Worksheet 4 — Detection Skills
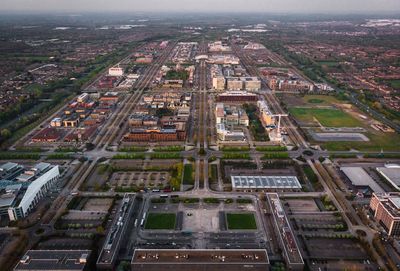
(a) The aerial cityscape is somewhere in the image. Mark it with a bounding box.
[0,1,400,270]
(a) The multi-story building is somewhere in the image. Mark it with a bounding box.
[215,103,249,126]
[226,77,244,90]
[370,193,400,237]
[0,162,60,221]
[257,100,275,126]
[243,77,262,91]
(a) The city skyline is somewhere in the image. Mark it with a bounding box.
[1,0,400,13]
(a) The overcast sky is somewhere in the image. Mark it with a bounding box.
[1,0,400,13]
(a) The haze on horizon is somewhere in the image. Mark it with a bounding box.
[1,0,400,14]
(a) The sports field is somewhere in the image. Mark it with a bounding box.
[226,213,257,230]
[145,213,176,230]
[289,107,362,127]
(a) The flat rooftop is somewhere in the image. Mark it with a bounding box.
[377,167,400,189]
[14,250,90,271]
[132,249,269,271]
[341,167,384,193]
[231,175,301,189]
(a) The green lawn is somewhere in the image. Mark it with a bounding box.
[289,107,362,127]
[183,164,194,185]
[322,132,400,152]
[317,61,339,67]
[386,79,400,89]
[144,213,176,230]
[226,213,257,230]
[301,95,343,106]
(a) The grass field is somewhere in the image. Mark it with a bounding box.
[289,107,362,127]
[386,79,400,89]
[322,132,400,151]
[226,213,257,230]
[317,61,339,67]
[145,213,176,230]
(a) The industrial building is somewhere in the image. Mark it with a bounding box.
[131,249,269,271]
[0,162,60,221]
[231,176,302,192]
[370,193,400,237]
[340,167,385,194]
[14,250,90,271]
[376,164,400,191]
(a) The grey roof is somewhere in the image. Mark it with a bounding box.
[341,167,384,193]
[0,162,19,172]
[377,167,400,189]
[231,176,301,189]
[33,162,51,173]
[14,250,91,271]
[0,193,16,208]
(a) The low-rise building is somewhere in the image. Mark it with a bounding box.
[31,127,61,143]
[14,250,90,271]
[131,249,269,271]
[108,67,124,76]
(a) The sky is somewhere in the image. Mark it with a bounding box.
[1,0,400,14]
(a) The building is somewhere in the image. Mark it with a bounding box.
[163,80,183,89]
[216,123,245,141]
[77,93,89,103]
[226,77,243,90]
[243,77,262,91]
[215,103,249,126]
[31,127,61,143]
[266,193,304,271]
[370,193,400,237]
[232,176,302,192]
[207,55,240,65]
[341,167,385,194]
[208,41,231,52]
[128,114,159,128]
[123,128,186,142]
[14,250,90,271]
[376,164,400,191]
[212,76,226,90]
[131,249,269,271]
[257,100,275,126]
[0,163,60,221]
[108,67,124,76]
[50,117,62,127]
[217,91,258,103]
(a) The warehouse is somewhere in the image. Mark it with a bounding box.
[231,175,301,192]
[340,167,384,195]
[376,164,400,191]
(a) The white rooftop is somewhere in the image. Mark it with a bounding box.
[231,176,301,189]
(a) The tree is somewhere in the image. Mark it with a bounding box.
[1,129,11,139]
